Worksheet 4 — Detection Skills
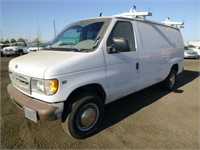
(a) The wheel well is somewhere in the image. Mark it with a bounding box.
[18,49,23,52]
[67,84,106,104]
[171,64,178,73]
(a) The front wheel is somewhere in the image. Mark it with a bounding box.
[18,50,24,56]
[161,69,177,91]
[62,93,104,139]
[1,52,4,57]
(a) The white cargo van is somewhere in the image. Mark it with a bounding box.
[7,8,184,139]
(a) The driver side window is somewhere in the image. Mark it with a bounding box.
[107,21,136,52]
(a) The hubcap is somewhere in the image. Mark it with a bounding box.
[169,73,175,88]
[77,103,99,131]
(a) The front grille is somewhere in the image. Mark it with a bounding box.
[187,52,197,55]
[9,71,31,94]
[5,49,13,51]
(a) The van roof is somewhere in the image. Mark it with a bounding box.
[80,5,183,30]
[79,16,181,30]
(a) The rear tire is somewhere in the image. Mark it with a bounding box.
[61,93,104,139]
[161,69,177,91]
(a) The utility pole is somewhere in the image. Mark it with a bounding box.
[37,14,39,41]
[36,14,40,50]
[53,19,56,38]
[0,30,3,42]
[1,33,3,42]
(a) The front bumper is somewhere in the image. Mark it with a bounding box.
[3,51,17,55]
[7,83,64,122]
[184,55,199,59]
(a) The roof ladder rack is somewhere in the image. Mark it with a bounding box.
[162,17,184,29]
[114,5,152,20]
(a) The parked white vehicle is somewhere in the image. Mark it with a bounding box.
[184,46,199,58]
[7,7,184,139]
[2,42,28,56]
[190,46,200,56]
[27,43,47,52]
[0,43,10,56]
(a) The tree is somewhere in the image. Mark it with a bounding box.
[17,38,25,42]
[4,39,10,44]
[11,38,16,43]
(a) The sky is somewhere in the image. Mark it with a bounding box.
[0,0,199,43]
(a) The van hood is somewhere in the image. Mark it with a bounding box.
[9,50,103,78]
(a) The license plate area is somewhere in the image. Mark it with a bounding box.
[24,106,38,122]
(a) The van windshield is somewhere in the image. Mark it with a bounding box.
[50,18,111,52]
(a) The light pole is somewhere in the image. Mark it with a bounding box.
[53,19,56,38]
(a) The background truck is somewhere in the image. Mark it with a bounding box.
[2,42,28,56]
[7,7,184,139]
[0,43,10,56]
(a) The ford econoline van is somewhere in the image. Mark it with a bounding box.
[7,8,184,139]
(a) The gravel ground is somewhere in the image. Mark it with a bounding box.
[1,56,199,149]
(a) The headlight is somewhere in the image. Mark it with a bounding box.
[31,78,59,95]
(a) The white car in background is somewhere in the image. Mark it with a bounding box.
[0,44,10,56]
[2,42,28,56]
[27,43,47,52]
[184,46,199,59]
[190,46,200,56]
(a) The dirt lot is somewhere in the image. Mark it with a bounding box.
[1,56,199,149]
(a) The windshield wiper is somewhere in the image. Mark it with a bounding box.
[49,47,83,52]
[71,48,82,52]
[59,42,74,46]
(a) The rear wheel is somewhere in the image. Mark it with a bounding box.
[161,69,177,91]
[62,93,104,139]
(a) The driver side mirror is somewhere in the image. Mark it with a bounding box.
[107,37,130,53]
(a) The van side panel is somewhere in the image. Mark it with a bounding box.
[136,21,183,91]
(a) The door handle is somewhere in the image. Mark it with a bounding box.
[136,62,139,70]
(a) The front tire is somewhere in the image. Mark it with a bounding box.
[1,52,4,57]
[18,50,24,56]
[62,93,104,139]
